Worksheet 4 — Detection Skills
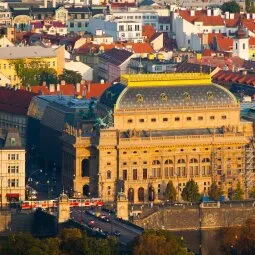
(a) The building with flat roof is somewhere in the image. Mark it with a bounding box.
[0,45,65,85]
[61,73,254,202]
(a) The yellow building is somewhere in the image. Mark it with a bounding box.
[61,73,254,203]
[0,46,65,85]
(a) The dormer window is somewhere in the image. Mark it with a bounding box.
[10,138,16,146]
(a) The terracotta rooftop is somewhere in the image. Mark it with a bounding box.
[142,25,156,40]
[213,70,255,87]
[75,42,154,55]
[29,82,111,99]
[0,87,37,116]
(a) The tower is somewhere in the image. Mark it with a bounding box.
[233,24,249,60]
[116,192,129,220]
[58,192,70,223]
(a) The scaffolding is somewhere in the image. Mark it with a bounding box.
[245,138,255,198]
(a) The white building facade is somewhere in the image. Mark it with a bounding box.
[0,129,25,206]
[87,16,143,43]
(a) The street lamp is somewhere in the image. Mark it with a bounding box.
[27,169,42,210]
[47,180,50,211]
[0,176,4,210]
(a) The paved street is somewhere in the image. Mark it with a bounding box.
[70,207,141,244]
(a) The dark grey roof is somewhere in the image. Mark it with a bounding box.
[120,127,224,138]
[31,7,55,13]
[0,128,23,149]
[99,48,133,66]
[116,84,237,110]
[99,83,126,108]
[68,7,91,13]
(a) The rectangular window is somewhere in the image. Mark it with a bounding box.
[119,25,124,31]
[198,116,203,120]
[175,117,180,121]
[186,117,192,121]
[77,22,82,28]
[133,169,138,180]
[222,115,226,119]
[11,154,15,160]
[135,25,140,31]
[143,169,147,180]
[123,170,127,180]
[128,25,133,31]
[210,116,215,120]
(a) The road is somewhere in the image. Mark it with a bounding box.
[70,207,141,244]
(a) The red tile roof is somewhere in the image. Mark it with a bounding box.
[213,70,255,87]
[111,2,136,8]
[0,87,37,116]
[75,42,154,55]
[249,37,255,46]
[142,25,156,40]
[242,20,255,33]
[29,83,111,99]
[216,36,233,51]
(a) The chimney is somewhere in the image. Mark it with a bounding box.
[61,80,65,85]
[76,83,81,93]
[225,12,230,19]
[44,0,47,8]
[100,79,104,84]
[246,13,250,19]
[81,80,85,85]
[190,10,195,17]
[229,13,234,19]
[252,13,255,19]
[42,81,47,86]
[213,9,218,16]
[207,9,211,17]
[87,83,90,93]
[56,83,60,92]
[17,84,21,90]
[49,84,55,93]
[52,0,56,8]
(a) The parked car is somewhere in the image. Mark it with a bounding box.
[114,230,121,236]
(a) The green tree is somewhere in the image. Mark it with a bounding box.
[208,182,224,201]
[39,69,58,85]
[218,218,255,255]
[164,180,177,202]
[12,59,57,86]
[232,181,244,200]
[221,1,241,13]
[0,233,59,255]
[245,0,255,12]
[133,230,193,255]
[58,69,82,84]
[249,186,255,198]
[181,179,200,202]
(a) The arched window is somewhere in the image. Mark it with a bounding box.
[83,185,89,196]
[138,187,145,202]
[164,159,174,178]
[152,160,160,165]
[107,170,111,179]
[148,185,155,202]
[81,159,89,177]
[128,188,134,203]
[152,160,161,178]
[189,158,198,163]
[177,159,185,164]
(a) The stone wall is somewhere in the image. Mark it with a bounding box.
[134,206,255,230]
[0,211,33,235]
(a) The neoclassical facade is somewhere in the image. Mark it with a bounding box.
[61,73,254,203]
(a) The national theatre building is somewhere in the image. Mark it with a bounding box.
[61,73,254,203]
